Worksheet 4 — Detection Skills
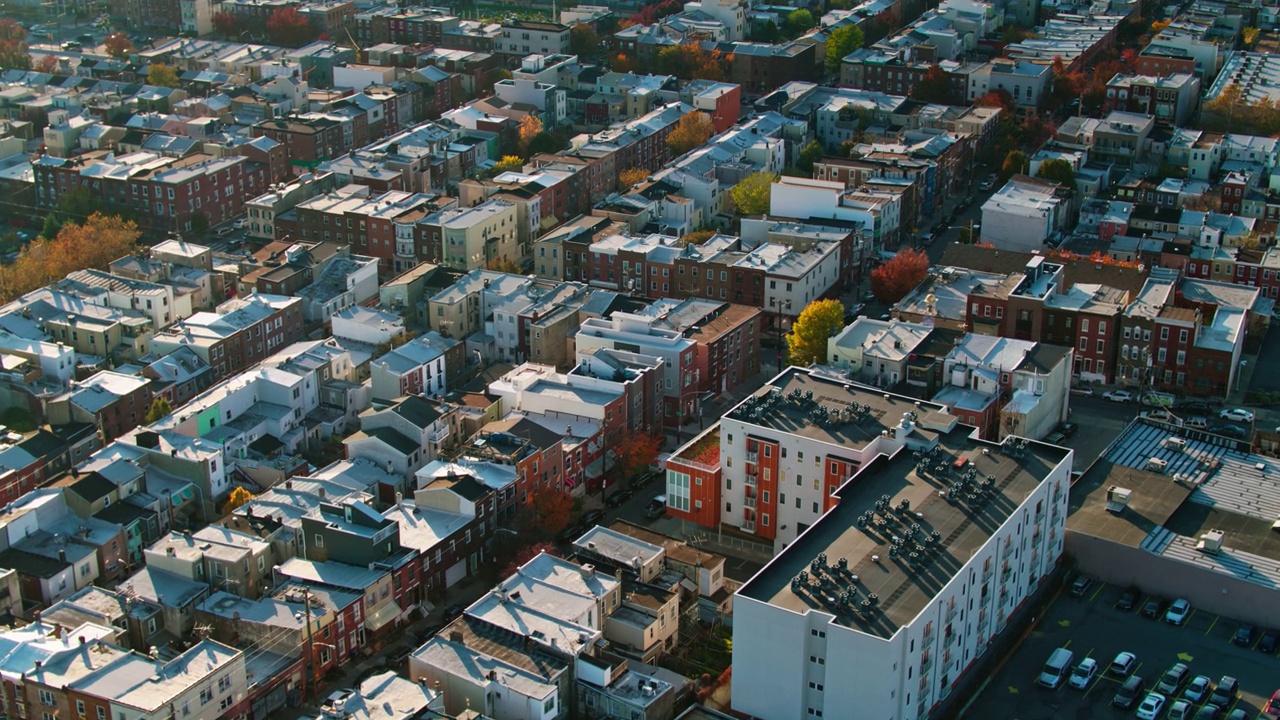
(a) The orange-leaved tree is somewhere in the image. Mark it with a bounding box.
[666,110,713,156]
[526,489,575,536]
[0,213,141,303]
[870,248,930,303]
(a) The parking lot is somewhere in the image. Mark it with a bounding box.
[961,579,1280,719]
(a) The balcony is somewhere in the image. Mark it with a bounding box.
[746,451,758,463]
[744,495,757,509]
[945,605,957,623]
[744,472,757,486]
[920,655,932,673]
[982,566,993,583]
[742,522,756,533]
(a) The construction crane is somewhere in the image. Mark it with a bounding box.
[345,27,363,64]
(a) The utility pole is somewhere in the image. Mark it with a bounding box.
[302,589,315,705]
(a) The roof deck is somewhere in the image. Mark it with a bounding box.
[741,429,1067,638]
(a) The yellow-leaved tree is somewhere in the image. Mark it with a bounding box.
[729,170,778,216]
[222,486,253,515]
[786,299,845,367]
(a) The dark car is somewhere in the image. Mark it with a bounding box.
[441,604,465,623]
[1116,586,1140,612]
[580,509,605,527]
[1178,400,1214,413]
[1209,676,1239,708]
[604,487,632,507]
[557,524,583,543]
[1046,431,1067,445]
[1070,575,1093,597]
[1112,675,1146,709]
[1260,630,1280,654]
[629,472,659,490]
[1233,624,1257,647]
[76,33,94,44]
[1058,422,1078,438]
[1195,706,1222,720]
[1211,424,1248,439]
[1141,598,1166,619]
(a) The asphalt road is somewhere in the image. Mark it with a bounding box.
[961,580,1280,720]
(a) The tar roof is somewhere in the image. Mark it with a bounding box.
[740,427,1068,637]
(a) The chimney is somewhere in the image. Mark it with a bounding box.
[79,636,86,645]
[58,549,67,563]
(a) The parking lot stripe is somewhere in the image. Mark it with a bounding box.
[1204,615,1219,635]
[1088,583,1104,603]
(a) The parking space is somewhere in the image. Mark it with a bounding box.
[961,579,1280,719]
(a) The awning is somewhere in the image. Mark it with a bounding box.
[365,600,403,632]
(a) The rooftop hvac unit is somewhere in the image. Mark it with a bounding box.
[1104,486,1132,514]
[1196,529,1224,554]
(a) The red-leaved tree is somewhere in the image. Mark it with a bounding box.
[613,432,662,480]
[266,7,316,48]
[526,489,575,536]
[212,11,243,38]
[0,19,31,71]
[871,248,930,303]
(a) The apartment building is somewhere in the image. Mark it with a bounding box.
[979,176,1067,251]
[932,334,1073,440]
[497,20,571,56]
[68,639,246,720]
[149,294,304,383]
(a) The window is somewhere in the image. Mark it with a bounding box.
[76,702,85,718]
[314,534,324,547]
[200,688,213,705]
[37,692,53,707]
[1161,327,1169,340]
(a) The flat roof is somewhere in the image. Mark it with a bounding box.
[740,414,1069,637]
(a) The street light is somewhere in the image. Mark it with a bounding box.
[769,297,792,370]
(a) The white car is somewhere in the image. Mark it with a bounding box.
[232,218,248,230]
[1183,675,1212,704]
[1070,386,1094,396]
[1068,657,1097,689]
[1109,651,1137,676]
[1103,390,1133,402]
[1165,598,1191,625]
[1136,692,1166,720]
[1219,407,1255,423]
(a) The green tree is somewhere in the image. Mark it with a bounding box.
[41,214,61,240]
[666,110,714,156]
[189,212,209,236]
[751,20,780,43]
[526,131,561,156]
[786,298,845,366]
[144,396,172,424]
[569,23,598,59]
[825,24,864,73]
[730,170,777,216]
[1036,158,1076,189]
[786,9,815,35]
[796,139,824,174]
[1000,149,1027,180]
[147,63,181,88]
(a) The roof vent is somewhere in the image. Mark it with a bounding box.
[1196,529,1224,555]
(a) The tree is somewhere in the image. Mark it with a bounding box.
[33,55,58,73]
[613,432,662,480]
[0,213,142,303]
[266,6,316,48]
[1036,158,1076,189]
[222,486,253,515]
[796,139,824,174]
[569,24,598,59]
[212,11,242,38]
[1000,149,1027,180]
[40,213,61,240]
[147,63,181,88]
[730,171,777,216]
[655,42,729,81]
[518,114,543,155]
[974,89,1015,114]
[618,166,650,189]
[0,19,31,71]
[190,212,209,236]
[103,32,134,58]
[487,257,521,273]
[681,230,716,245]
[825,24,864,73]
[527,490,574,536]
[870,248,929,303]
[144,396,172,424]
[611,52,644,73]
[786,9,815,36]
[911,65,953,104]
[666,110,713,156]
[957,226,973,244]
[493,155,524,174]
[750,20,780,43]
[785,299,844,367]
[526,131,561,156]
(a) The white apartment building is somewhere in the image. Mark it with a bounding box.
[770,177,894,252]
[725,369,1072,720]
[979,176,1065,251]
[494,78,567,127]
[827,318,933,384]
[967,60,1051,110]
[71,640,246,720]
[574,313,696,399]
[737,239,842,316]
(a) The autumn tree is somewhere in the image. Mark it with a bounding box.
[974,89,1014,114]
[1000,149,1027,180]
[144,396,171,424]
[666,110,713,156]
[212,11,243,38]
[1201,83,1280,136]
[730,170,777,216]
[104,32,134,58]
[655,42,729,81]
[526,489,575,536]
[825,24,864,73]
[871,248,929,304]
[492,155,524,174]
[0,213,142,303]
[911,65,954,104]
[147,63,181,88]
[518,114,543,155]
[786,298,845,366]
[266,6,316,48]
[613,432,662,480]
[611,52,644,73]
[0,19,31,72]
[1036,158,1076,190]
[786,9,815,36]
[487,257,521,274]
[569,24,598,59]
[618,166,650,189]
[33,55,58,73]
[222,486,253,514]
[1046,57,1084,113]
[681,230,716,245]
[796,139,824,174]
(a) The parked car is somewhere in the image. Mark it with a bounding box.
[76,33,94,44]
[1184,675,1212,703]
[1109,651,1137,676]
[1103,390,1134,402]
[1136,692,1166,720]
[1233,623,1256,647]
[1046,431,1067,444]
[1068,657,1097,690]
[580,509,605,527]
[1113,675,1146,710]
[1184,416,1209,429]
[1260,630,1279,654]
[1115,586,1140,612]
[1208,676,1238,708]
[1140,391,1175,407]
[645,495,667,519]
[1157,663,1189,694]
[1168,700,1193,720]
[60,41,81,50]
[1165,598,1192,625]
[1141,597,1166,619]
[1220,408,1255,422]
[557,524,583,543]
[1195,706,1222,720]
[1070,575,1093,597]
[1178,400,1214,413]
[232,218,248,230]
[604,487,631,507]
[1057,422,1077,437]
[441,604,464,623]
[1265,690,1280,717]
[1141,409,1180,424]
[1210,424,1247,439]
[1070,386,1094,396]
